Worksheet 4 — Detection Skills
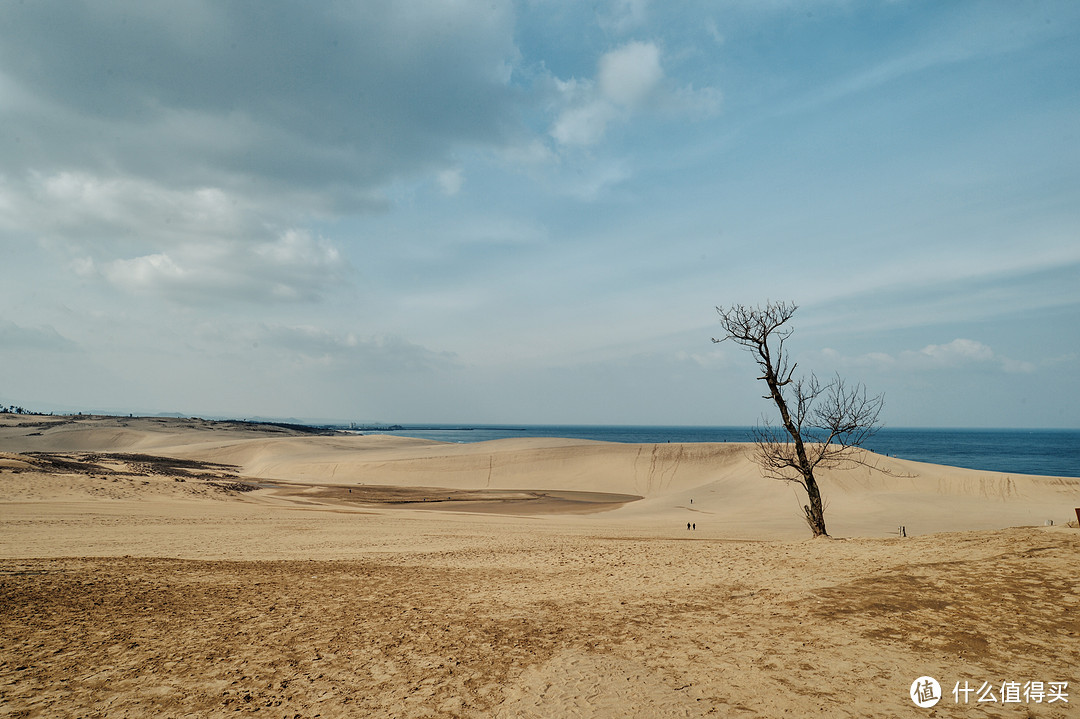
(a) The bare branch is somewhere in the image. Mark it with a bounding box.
[715,301,886,537]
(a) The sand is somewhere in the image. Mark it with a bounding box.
[1,414,1078,718]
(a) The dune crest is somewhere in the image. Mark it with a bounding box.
[1,414,1076,539]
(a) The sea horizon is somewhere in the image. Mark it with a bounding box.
[333,423,1080,479]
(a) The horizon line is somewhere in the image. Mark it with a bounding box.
[2,411,1077,433]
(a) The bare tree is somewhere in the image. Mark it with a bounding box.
[713,301,884,537]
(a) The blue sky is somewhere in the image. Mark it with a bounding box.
[1,0,1077,427]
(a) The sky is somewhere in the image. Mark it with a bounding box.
[1,0,1078,428]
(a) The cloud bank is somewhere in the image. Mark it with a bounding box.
[821,339,1036,374]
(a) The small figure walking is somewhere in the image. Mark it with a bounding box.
[692,523,696,531]
[687,522,691,530]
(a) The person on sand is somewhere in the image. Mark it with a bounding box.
[693,523,696,530]
[687,522,691,530]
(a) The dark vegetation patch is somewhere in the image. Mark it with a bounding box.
[10,452,261,494]
[90,453,239,474]
[210,481,260,493]
[214,420,339,436]
[20,452,240,478]
[6,413,342,437]
[14,419,76,430]
[21,453,113,475]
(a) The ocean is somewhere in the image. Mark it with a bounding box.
[346,425,1080,478]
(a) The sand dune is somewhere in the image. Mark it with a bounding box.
[2,414,1075,538]
[2,414,1078,718]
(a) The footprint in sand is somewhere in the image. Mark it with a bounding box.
[494,649,724,718]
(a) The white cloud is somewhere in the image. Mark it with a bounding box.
[83,230,349,304]
[550,101,619,146]
[901,338,1034,373]
[704,18,725,45]
[18,171,257,243]
[101,253,189,292]
[916,338,994,364]
[260,325,458,372]
[437,168,465,196]
[548,40,718,148]
[5,170,350,304]
[255,230,342,271]
[549,42,665,147]
[822,339,1036,374]
[598,41,663,107]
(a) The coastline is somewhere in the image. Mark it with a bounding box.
[339,424,1080,478]
[2,414,1077,547]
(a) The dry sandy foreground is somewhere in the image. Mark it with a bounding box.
[1,415,1078,718]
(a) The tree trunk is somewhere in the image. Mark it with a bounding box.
[760,352,829,537]
[802,472,828,537]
